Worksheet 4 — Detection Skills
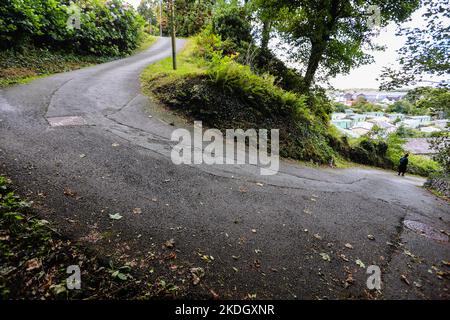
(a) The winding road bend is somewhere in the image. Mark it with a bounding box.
[0,37,448,299]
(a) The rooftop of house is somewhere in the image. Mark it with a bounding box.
[403,138,439,155]
[352,121,374,130]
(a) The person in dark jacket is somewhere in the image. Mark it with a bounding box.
[398,153,409,176]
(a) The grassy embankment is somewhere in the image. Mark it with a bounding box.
[141,33,441,176]
[0,34,157,87]
[141,33,336,165]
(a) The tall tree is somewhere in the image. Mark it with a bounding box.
[255,0,419,91]
[379,0,450,90]
[250,0,280,51]
[138,0,158,32]
[173,0,215,37]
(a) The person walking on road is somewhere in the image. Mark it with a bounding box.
[398,153,409,176]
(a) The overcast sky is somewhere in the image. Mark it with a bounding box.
[328,8,429,90]
[126,1,445,90]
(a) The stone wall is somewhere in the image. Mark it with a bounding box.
[425,175,450,198]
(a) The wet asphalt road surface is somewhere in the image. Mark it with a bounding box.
[1,37,449,299]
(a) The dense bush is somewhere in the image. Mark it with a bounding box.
[253,49,304,93]
[211,0,252,51]
[174,0,215,37]
[385,135,441,176]
[0,0,144,56]
[348,138,391,168]
[327,129,441,176]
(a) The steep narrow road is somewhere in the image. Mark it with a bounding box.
[0,37,448,299]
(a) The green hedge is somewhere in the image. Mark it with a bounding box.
[0,0,144,56]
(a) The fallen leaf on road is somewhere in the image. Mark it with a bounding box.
[356,259,365,268]
[163,239,175,249]
[239,186,248,193]
[165,252,177,260]
[320,253,331,262]
[132,208,142,214]
[79,154,86,158]
[255,182,264,187]
[404,250,416,258]
[344,243,353,249]
[190,267,205,285]
[314,233,322,240]
[198,253,213,263]
[232,267,239,272]
[345,274,354,288]
[210,289,219,299]
[109,213,123,220]
[436,271,448,278]
[232,255,240,260]
[340,254,349,262]
[400,274,410,285]
[63,188,78,198]
[251,229,257,233]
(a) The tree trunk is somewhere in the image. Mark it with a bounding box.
[303,42,325,90]
[302,0,339,90]
[261,20,271,51]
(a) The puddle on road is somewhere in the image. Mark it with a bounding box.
[403,220,449,242]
